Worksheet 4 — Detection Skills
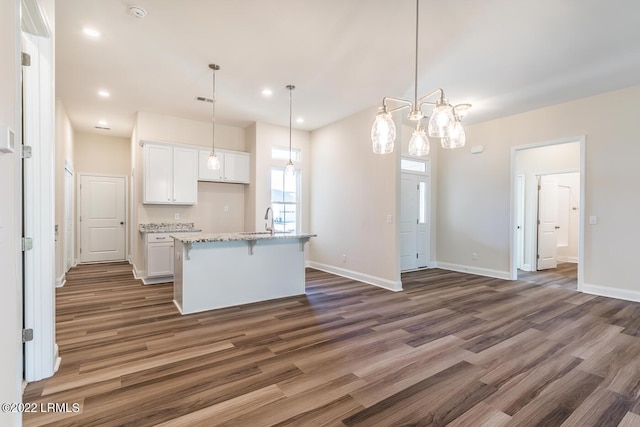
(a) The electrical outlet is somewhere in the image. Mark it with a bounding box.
[224,205,229,212]
[342,253,347,263]
[472,252,478,261]
[174,213,180,220]
[386,214,393,223]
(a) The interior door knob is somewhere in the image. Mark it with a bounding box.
[120,221,124,225]
[555,226,560,229]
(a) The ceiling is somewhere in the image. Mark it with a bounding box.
[55,0,640,138]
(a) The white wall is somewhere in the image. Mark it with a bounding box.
[309,107,401,290]
[0,0,23,424]
[437,85,640,297]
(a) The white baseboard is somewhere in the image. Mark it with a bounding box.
[582,282,640,303]
[53,344,61,373]
[557,256,578,263]
[142,276,173,285]
[521,263,533,272]
[132,263,144,280]
[55,273,66,288]
[306,261,402,291]
[434,262,511,281]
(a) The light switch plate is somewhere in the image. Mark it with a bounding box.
[589,215,597,225]
[0,125,15,153]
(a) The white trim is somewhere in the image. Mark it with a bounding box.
[557,256,579,263]
[521,263,533,272]
[435,261,511,281]
[132,263,145,280]
[141,276,173,285]
[582,283,640,303]
[55,274,65,288]
[306,261,403,292]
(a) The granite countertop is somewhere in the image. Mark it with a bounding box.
[139,222,202,233]
[171,231,317,243]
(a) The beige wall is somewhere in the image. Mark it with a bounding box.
[54,99,74,283]
[437,85,640,295]
[250,122,312,233]
[309,107,401,290]
[131,111,247,274]
[0,0,22,423]
[74,131,130,177]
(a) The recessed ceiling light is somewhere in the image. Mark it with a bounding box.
[82,27,101,38]
[261,88,273,97]
[98,90,110,98]
[98,120,108,126]
[296,118,304,124]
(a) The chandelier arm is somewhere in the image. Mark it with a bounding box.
[381,96,414,113]
[415,88,445,112]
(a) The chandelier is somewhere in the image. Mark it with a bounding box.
[371,0,471,156]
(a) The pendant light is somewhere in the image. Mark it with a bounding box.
[372,0,471,155]
[285,84,296,176]
[207,63,221,170]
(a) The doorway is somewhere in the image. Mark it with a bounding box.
[22,0,56,382]
[400,158,430,272]
[511,138,585,290]
[79,174,127,263]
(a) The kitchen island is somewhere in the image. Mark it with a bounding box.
[171,232,315,314]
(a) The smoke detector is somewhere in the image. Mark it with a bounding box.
[129,6,147,18]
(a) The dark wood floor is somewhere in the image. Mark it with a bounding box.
[23,262,640,426]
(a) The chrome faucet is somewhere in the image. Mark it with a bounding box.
[264,207,274,234]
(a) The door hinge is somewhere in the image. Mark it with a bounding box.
[537,254,540,259]
[416,253,419,259]
[21,237,33,251]
[21,52,31,67]
[22,145,32,159]
[79,247,82,254]
[79,216,82,222]
[538,185,541,190]
[22,329,33,343]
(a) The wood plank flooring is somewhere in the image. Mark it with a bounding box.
[22,262,640,426]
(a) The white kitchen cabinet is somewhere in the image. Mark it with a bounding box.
[145,233,174,278]
[198,149,250,184]
[144,143,198,204]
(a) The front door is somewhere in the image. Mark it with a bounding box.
[537,175,558,270]
[79,175,126,262]
[400,173,429,271]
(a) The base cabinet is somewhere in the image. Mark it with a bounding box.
[145,233,174,282]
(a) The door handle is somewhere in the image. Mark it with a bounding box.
[120,221,124,225]
[555,226,560,229]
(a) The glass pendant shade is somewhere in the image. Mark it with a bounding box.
[285,160,296,176]
[207,152,221,170]
[408,125,430,156]
[428,103,455,138]
[441,121,466,149]
[371,112,396,154]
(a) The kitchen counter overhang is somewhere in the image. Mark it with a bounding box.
[171,232,316,314]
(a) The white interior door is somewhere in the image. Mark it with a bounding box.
[400,173,429,271]
[80,175,126,262]
[516,174,525,269]
[537,176,559,270]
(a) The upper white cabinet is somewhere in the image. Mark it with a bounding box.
[198,149,250,184]
[144,143,198,204]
